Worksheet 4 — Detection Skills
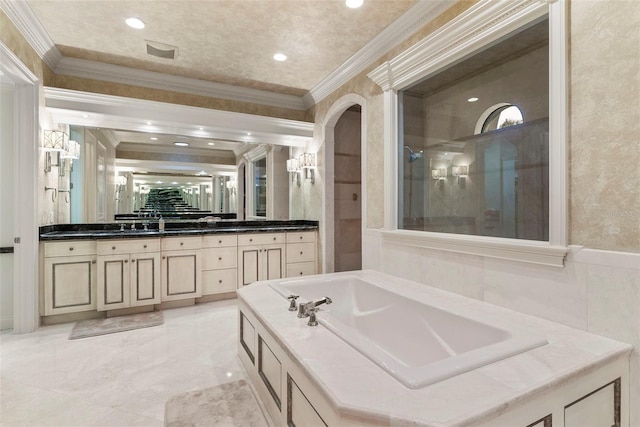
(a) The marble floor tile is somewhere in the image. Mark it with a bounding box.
[0,300,248,426]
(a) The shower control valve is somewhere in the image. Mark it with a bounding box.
[287,295,299,311]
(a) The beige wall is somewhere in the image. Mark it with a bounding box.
[569,0,640,252]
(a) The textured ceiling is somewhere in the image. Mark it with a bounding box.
[27,0,418,96]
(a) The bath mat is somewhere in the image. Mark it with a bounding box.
[68,311,164,339]
[165,380,269,427]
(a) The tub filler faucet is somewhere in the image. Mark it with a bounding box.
[297,297,332,320]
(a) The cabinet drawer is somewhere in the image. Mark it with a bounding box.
[44,240,96,257]
[97,239,160,255]
[287,243,315,263]
[161,236,202,251]
[286,262,316,278]
[238,233,285,246]
[202,234,238,248]
[202,247,237,270]
[286,231,316,244]
[202,268,237,294]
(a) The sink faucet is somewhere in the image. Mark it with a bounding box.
[131,221,136,230]
[143,222,149,231]
[297,296,332,318]
[120,223,125,232]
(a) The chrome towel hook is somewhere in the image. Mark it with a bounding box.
[44,186,57,202]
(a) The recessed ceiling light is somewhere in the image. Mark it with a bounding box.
[174,142,189,147]
[125,17,145,29]
[171,182,178,185]
[345,0,363,8]
[467,97,479,102]
[208,142,215,146]
[198,127,204,130]
[246,132,251,136]
[146,121,152,125]
[155,181,162,184]
[273,53,287,62]
[82,114,90,118]
[150,137,158,141]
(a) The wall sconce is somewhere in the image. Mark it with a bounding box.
[452,165,468,186]
[431,168,447,180]
[298,152,316,184]
[42,130,69,173]
[57,140,80,177]
[452,165,468,177]
[226,179,237,195]
[286,158,301,186]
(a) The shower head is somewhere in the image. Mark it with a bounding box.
[404,146,423,163]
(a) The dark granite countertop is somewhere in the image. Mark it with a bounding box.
[39,220,319,241]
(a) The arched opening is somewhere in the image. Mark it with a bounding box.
[321,94,366,273]
[481,104,524,133]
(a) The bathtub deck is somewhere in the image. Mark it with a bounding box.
[237,270,631,426]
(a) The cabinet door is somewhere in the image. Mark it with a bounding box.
[161,250,201,301]
[130,252,161,306]
[263,244,285,281]
[238,245,261,287]
[97,254,130,311]
[44,255,96,315]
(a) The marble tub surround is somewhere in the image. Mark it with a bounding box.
[237,270,632,426]
[39,219,319,240]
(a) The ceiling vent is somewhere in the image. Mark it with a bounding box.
[145,40,179,60]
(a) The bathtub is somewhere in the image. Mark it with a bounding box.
[271,273,547,389]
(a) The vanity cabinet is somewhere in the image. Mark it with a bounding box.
[285,231,317,278]
[201,235,238,295]
[42,241,97,316]
[96,239,161,311]
[237,233,285,287]
[161,236,202,301]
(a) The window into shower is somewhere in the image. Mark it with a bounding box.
[398,17,549,241]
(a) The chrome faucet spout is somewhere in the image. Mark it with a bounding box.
[297,296,333,318]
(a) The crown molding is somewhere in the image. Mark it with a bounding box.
[368,0,548,91]
[44,87,312,148]
[55,57,306,111]
[304,0,456,107]
[0,0,61,70]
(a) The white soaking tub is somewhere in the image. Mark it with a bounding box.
[271,273,547,389]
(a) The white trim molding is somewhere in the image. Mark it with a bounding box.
[0,0,61,70]
[367,0,569,268]
[304,0,455,107]
[44,87,313,148]
[0,41,40,333]
[55,57,306,111]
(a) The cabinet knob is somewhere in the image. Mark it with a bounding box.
[143,244,147,248]
[249,238,253,242]
[180,242,184,246]
[162,256,166,259]
[218,257,222,261]
[218,279,222,284]
[124,260,128,263]
[299,272,303,275]
[300,251,303,255]
[273,237,276,241]
[91,260,96,264]
[218,240,222,244]
[69,247,74,251]
[132,259,136,263]
[112,246,116,250]
[299,236,303,240]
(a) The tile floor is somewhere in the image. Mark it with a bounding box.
[0,300,248,426]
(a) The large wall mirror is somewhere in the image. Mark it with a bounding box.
[41,88,314,225]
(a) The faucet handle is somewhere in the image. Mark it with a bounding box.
[307,307,319,326]
[287,295,299,311]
